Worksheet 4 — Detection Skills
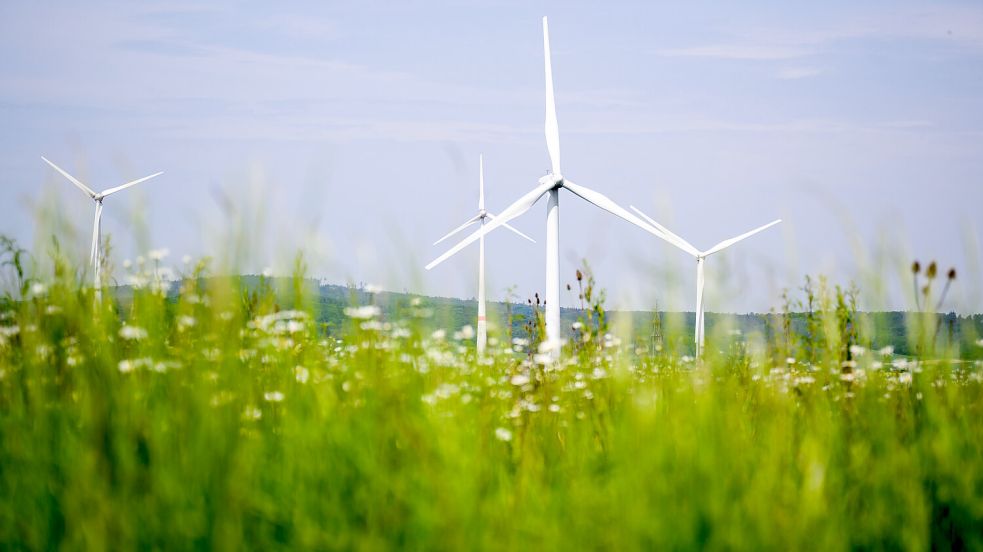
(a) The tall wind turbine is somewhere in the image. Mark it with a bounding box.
[42,156,163,291]
[432,154,535,355]
[426,17,670,357]
[630,205,780,357]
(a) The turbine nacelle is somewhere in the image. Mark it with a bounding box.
[539,173,563,188]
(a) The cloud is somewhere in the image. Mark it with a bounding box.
[656,4,983,66]
[655,45,811,61]
[775,67,822,80]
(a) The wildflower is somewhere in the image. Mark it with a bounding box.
[118,359,136,373]
[495,427,513,442]
[786,357,797,365]
[878,345,894,356]
[533,353,552,365]
[295,366,310,384]
[261,267,273,277]
[264,391,285,402]
[344,305,381,320]
[182,255,192,265]
[364,283,383,294]
[510,373,531,386]
[794,376,816,386]
[898,372,913,384]
[549,404,561,413]
[177,315,196,331]
[123,259,132,269]
[119,325,148,340]
[30,282,47,296]
[849,345,866,357]
[148,248,169,261]
[0,325,20,338]
[431,329,446,341]
[243,406,262,421]
[458,325,475,340]
[572,321,583,330]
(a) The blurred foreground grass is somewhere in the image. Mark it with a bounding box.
[1,240,982,550]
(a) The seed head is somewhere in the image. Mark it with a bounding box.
[927,261,938,279]
[948,267,957,280]
[566,283,571,291]
[576,269,583,282]
[911,261,920,274]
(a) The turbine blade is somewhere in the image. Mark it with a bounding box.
[543,16,561,176]
[433,214,481,246]
[486,212,536,243]
[98,171,164,198]
[629,205,700,256]
[427,180,552,271]
[42,156,96,198]
[478,154,485,211]
[562,180,672,243]
[704,219,782,256]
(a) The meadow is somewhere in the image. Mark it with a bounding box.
[1,237,982,550]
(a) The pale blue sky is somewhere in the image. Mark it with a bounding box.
[2,1,981,312]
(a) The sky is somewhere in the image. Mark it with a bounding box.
[1,1,982,313]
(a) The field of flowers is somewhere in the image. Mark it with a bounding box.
[1,244,982,550]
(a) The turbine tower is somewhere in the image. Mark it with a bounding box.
[431,154,535,355]
[630,205,781,357]
[42,156,163,292]
[427,17,671,358]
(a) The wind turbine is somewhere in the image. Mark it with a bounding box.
[42,156,164,291]
[426,17,670,358]
[432,154,535,355]
[630,205,780,357]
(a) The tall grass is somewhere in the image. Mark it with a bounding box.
[1,237,982,550]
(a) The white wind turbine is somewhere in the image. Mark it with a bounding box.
[42,156,164,291]
[432,154,535,355]
[630,205,780,357]
[427,17,670,358]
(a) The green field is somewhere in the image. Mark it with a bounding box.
[1,242,982,550]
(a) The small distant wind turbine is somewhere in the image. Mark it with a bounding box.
[427,17,669,358]
[42,156,163,291]
[432,154,535,355]
[630,205,780,357]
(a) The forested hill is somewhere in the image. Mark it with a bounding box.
[124,276,983,358]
